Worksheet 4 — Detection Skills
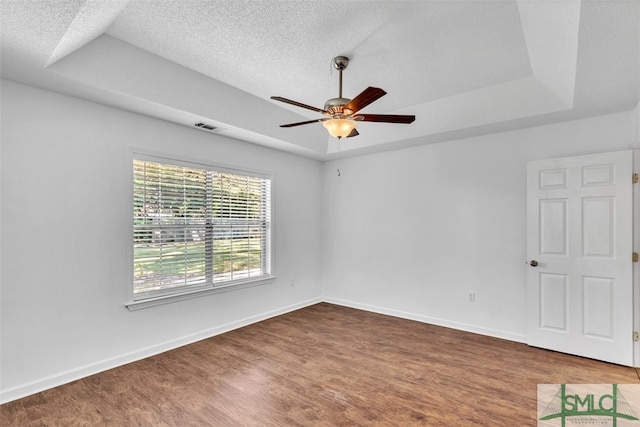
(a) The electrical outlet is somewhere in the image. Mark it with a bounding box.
[468,292,476,303]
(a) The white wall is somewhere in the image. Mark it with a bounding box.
[0,80,324,402]
[2,78,639,403]
[322,111,638,341]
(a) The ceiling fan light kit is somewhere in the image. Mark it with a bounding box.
[323,118,357,138]
[271,56,415,139]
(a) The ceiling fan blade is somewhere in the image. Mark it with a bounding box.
[355,114,416,124]
[279,118,329,128]
[346,128,359,138]
[271,96,328,114]
[345,87,387,114]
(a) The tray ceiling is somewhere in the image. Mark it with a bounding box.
[1,0,638,160]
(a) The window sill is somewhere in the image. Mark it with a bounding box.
[125,276,275,311]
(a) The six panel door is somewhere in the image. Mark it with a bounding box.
[526,150,634,366]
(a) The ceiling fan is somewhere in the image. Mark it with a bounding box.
[271,56,415,139]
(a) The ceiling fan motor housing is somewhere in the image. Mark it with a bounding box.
[324,97,353,117]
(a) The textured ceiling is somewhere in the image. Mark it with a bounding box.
[1,0,639,160]
[106,1,532,111]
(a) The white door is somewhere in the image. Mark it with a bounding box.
[526,150,634,366]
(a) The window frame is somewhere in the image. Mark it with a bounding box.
[126,151,275,310]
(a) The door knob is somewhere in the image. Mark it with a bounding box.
[530,260,539,267]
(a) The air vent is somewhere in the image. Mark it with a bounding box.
[194,122,219,131]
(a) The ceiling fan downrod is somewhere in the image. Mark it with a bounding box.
[325,56,351,116]
[332,56,349,99]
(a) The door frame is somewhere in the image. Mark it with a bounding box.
[634,150,640,367]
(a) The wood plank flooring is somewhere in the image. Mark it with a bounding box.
[2,303,638,426]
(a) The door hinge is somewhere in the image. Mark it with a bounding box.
[635,331,639,342]
[634,252,639,263]
[634,173,639,184]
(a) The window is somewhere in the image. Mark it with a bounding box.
[131,154,272,305]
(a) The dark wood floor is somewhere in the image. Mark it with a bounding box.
[2,303,638,426]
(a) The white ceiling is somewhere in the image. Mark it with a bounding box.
[1,0,638,160]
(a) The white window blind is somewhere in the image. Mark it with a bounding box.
[132,156,271,301]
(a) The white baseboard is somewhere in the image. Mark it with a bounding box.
[1,295,528,404]
[322,296,527,344]
[0,297,322,404]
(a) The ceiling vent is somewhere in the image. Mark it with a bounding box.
[194,122,220,132]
